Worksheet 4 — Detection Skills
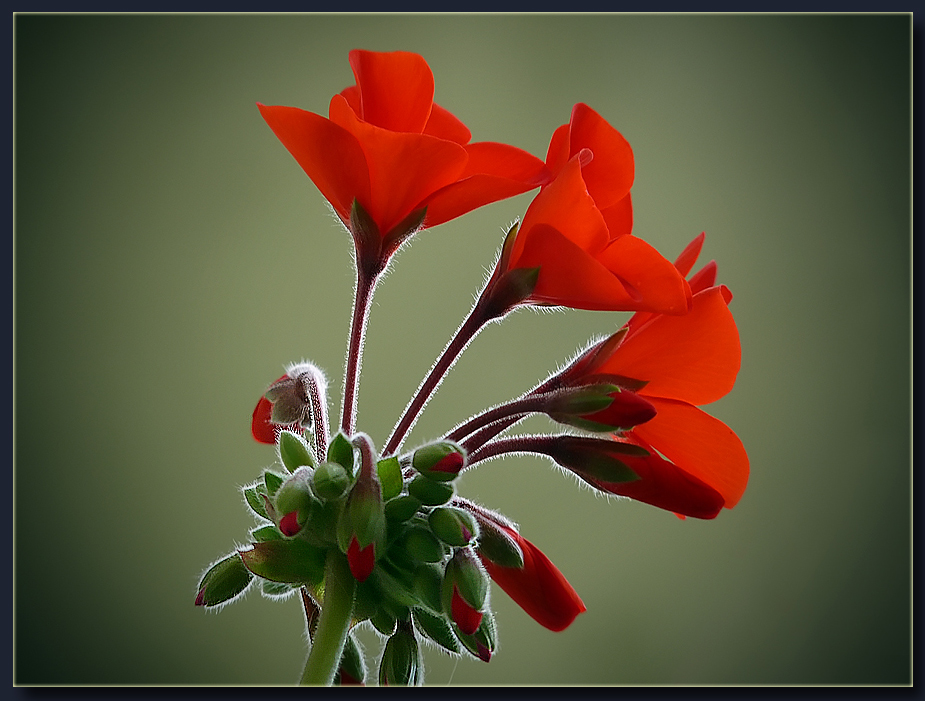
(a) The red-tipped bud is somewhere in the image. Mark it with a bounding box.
[347,536,376,583]
[412,441,467,481]
[547,384,656,432]
[428,506,479,547]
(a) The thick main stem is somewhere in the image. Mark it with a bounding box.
[341,268,378,437]
[299,552,356,686]
[383,302,492,457]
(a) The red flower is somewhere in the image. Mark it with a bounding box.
[482,104,690,315]
[560,234,748,518]
[478,524,586,632]
[346,536,375,583]
[257,50,548,269]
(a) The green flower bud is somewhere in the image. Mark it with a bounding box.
[408,475,454,506]
[385,495,421,522]
[379,628,422,687]
[273,467,318,535]
[336,632,367,686]
[473,513,524,569]
[312,461,351,501]
[195,553,253,608]
[412,564,445,615]
[429,506,479,547]
[442,547,488,615]
[376,456,403,500]
[278,429,317,472]
[370,606,397,637]
[412,441,466,482]
[327,432,356,475]
[456,609,497,663]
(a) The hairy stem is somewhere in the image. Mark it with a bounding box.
[299,552,356,686]
[341,268,378,437]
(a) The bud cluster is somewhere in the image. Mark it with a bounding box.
[197,431,501,681]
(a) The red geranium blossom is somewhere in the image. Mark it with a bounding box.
[481,104,690,315]
[258,50,548,268]
[557,233,748,518]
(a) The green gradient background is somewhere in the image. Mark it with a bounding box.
[15,14,910,685]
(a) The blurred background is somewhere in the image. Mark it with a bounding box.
[15,14,911,685]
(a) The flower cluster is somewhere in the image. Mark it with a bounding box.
[197,49,748,686]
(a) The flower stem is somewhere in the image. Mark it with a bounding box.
[383,299,495,457]
[299,552,357,686]
[341,268,378,437]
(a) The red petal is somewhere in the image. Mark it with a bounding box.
[688,260,718,295]
[257,103,369,225]
[346,537,376,583]
[602,286,741,405]
[252,396,277,444]
[673,232,706,278]
[592,435,726,519]
[631,398,750,508]
[329,94,467,235]
[451,586,483,635]
[422,142,549,228]
[347,49,434,133]
[513,158,610,263]
[515,224,641,310]
[567,103,634,211]
[279,510,301,537]
[480,527,586,632]
[601,192,633,240]
[423,102,471,145]
[595,234,692,315]
[544,122,571,175]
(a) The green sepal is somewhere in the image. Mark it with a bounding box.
[413,564,445,614]
[571,454,640,483]
[377,457,403,501]
[382,206,428,256]
[408,475,455,506]
[549,384,619,415]
[278,429,316,472]
[400,525,444,563]
[243,484,270,520]
[327,432,356,475]
[371,607,397,637]
[548,413,625,433]
[263,469,286,497]
[273,466,319,526]
[196,553,253,607]
[261,579,297,599]
[412,607,460,655]
[239,539,326,586]
[385,495,421,522]
[250,524,283,542]
[456,609,497,662]
[373,562,419,609]
[475,518,524,569]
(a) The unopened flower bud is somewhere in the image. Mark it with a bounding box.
[429,506,479,547]
[408,475,455,506]
[547,384,656,432]
[400,525,445,563]
[473,515,524,569]
[546,435,646,484]
[338,434,385,581]
[311,461,351,501]
[412,441,466,482]
[336,632,366,686]
[385,495,422,522]
[378,627,422,686]
[442,548,489,635]
[195,553,253,608]
[273,467,318,536]
[412,607,460,655]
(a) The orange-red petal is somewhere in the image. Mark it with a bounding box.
[603,286,740,405]
[631,397,749,508]
[423,102,472,145]
[251,396,277,444]
[567,102,634,211]
[480,527,586,632]
[600,192,633,240]
[513,158,609,262]
[329,94,468,235]
[347,49,434,133]
[673,232,706,278]
[258,103,370,224]
[595,235,692,315]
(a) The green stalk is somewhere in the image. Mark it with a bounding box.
[299,551,356,686]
